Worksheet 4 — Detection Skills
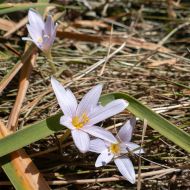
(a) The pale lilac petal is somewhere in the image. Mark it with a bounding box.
[44,15,54,36]
[95,149,114,167]
[89,99,128,125]
[71,129,90,153]
[118,118,136,142]
[28,9,44,33]
[51,77,77,117]
[41,37,51,52]
[89,139,107,153]
[125,142,144,154]
[47,23,57,47]
[26,24,41,43]
[90,104,103,113]
[60,115,74,130]
[114,157,136,184]
[66,88,78,110]
[76,84,103,116]
[83,125,117,143]
[119,142,129,154]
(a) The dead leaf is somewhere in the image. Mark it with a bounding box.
[57,30,172,53]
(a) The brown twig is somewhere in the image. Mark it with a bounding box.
[6,49,37,131]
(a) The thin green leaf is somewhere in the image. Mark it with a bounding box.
[0,113,62,157]
[0,93,189,158]
[0,155,26,190]
[0,3,57,15]
[37,0,49,15]
[101,93,190,153]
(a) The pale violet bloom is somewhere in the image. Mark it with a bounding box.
[22,9,57,55]
[89,118,144,184]
[51,77,128,153]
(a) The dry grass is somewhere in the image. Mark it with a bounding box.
[0,0,190,189]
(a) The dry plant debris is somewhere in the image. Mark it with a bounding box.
[0,0,190,189]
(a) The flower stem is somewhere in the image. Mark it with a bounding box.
[46,52,57,74]
[59,129,71,143]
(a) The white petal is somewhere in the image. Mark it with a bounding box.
[120,142,129,153]
[22,37,33,41]
[47,22,57,47]
[28,9,44,32]
[125,142,144,154]
[41,37,51,53]
[66,89,78,111]
[118,118,136,142]
[89,139,107,153]
[114,157,136,184]
[89,99,128,125]
[91,105,103,113]
[95,149,114,167]
[26,24,41,43]
[44,15,54,36]
[60,115,74,130]
[76,84,103,116]
[83,125,117,143]
[71,130,90,153]
[51,77,77,117]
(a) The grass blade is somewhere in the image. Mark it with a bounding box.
[0,113,62,157]
[101,93,190,153]
[0,93,189,158]
[0,3,51,15]
[0,120,50,190]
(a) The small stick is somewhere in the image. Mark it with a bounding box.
[0,168,180,186]
[137,119,147,190]
[7,50,37,131]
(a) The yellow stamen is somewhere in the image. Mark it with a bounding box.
[109,143,120,154]
[37,37,43,43]
[72,113,89,129]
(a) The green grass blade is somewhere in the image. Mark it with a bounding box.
[0,155,26,190]
[0,93,189,158]
[101,93,190,153]
[0,113,63,157]
[0,3,55,15]
[37,0,49,15]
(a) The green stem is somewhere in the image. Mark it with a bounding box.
[46,52,57,74]
[59,129,71,144]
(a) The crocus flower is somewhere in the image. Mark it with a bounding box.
[22,9,57,55]
[51,77,128,153]
[89,118,144,184]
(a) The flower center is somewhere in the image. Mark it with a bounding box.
[37,37,43,43]
[72,113,89,129]
[109,143,120,154]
